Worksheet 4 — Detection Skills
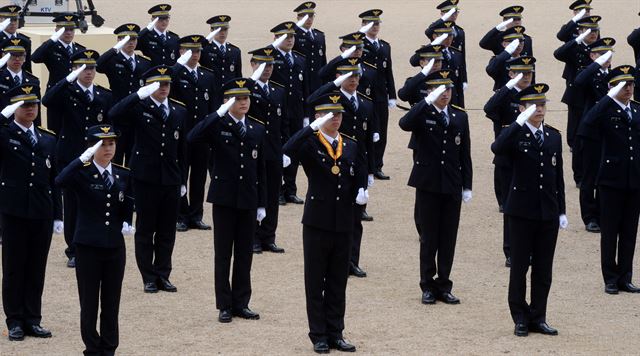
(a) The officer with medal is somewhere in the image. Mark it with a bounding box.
[0,38,40,114]
[484,56,536,267]
[187,78,266,323]
[486,27,529,91]
[578,66,640,295]
[109,66,187,294]
[0,5,32,73]
[247,47,287,254]
[96,23,152,165]
[293,1,327,94]
[32,13,86,134]
[171,35,217,232]
[137,4,180,66]
[424,21,466,107]
[628,13,640,101]
[400,45,444,106]
[398,70,472,306]
[0,85,62,341]
[54,125,133,355]
[557,0,593,42]
[491,84,567,337]
[42,50,113,268]
[480,5,533,57]
[283,93,368,354]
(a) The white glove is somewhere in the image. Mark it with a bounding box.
[272,34,287,49]
[607,81,626,99]
[180,185,186,197]
[1,100,24,117]
[441,7,456,22]
[0,18,10,33]
[463,82,468,91]
[575,29,591,45]
[496,18,514,31]
[121,222,135,236]
[505,39,520,55]
[462,189,472,203]
[373,132,380,142]
[113,35,130,51]
[506,73,524,90]
[559,214,568,229]
[309,112,334,131]
[572,9,586,23]
[53,220,64,234]
[367,174,374,187]
[146,17,159,31]
[425,85,446,105]
[283,154,291,168]
[355,188,369,205]
[66,64,86,83]
[177,49,192,66]
[341,46,356,59]
[516,104,537,126]
[79,140,103,163]
[421,58,435,76]
[303,117,310,127]
[595,50,612,67]
[0,53,10,68]
[359,22,374,34]
[251,62,266,81]
[431,33,448,46]
[50,27,65,42]
[206,28,221,42]
[137,81,160,100]
[216,97,236,117]
[296,14,309,28]
[333,71,353,87]
[388,99,397,108]
[256,207,266,224]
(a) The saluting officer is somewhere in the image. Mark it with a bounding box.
[0,38,40,111]
[557,0,593,42]
[423,23,466,107]
[137,4,180,66]
[399,45,444,106]
[0,85,62,341]
[578,66,640,295]
[283,94,368,354]
[54,125,133,356]
[0,5,32,72]
[486,27,528,91]
[109,66,187,294]
[171,35,217,232]
[200,15,242,103]
[398,70,472,306]
[292,1,327,93]
[187,79,266,323]
[42,50,113,268]
[432,0,465,55]
[628,12,640,101]
[491,84,567,337]
[480,5,534,57]
[96,23,152,165]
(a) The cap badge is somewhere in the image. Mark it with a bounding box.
[440,71,450,78]
[534,85,545,93]
[159,5,168,10]
[10,39,20,45]
[305,2,313,8]
[513,6,522,12]
[264,49,273,56]
[191,36,201,42]
[348,58,358,65]
[329,95,340,104]
[21,86,33,94]
[84,51,94,58]
[127,24,136,31]
[100,126,110,133]
[433,45,442,51]
[285,23,293,29]
[157,67,168,75]
[373,10,381,16]
[353,33,361,40]
[603,38,612,45]
[64,15,73,21]
[219,16,227,21]
[620,66,631,74]
[514,26,523,33]
[236,80,247,88]
[522,58,532,64]
[8,6,16,12]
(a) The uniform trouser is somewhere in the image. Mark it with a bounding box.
[579,186,600,225]
[133,181,179,284]
[1,214,52,329]
[212,205,255,310]
[350,204,364,267]
[75,244,125,356]
[255,159,282,245]
[113,125,134,166]
[496,164,513,258]
[417,190,462,294]
[63,189,78,259]
[303,225,352,344]
[374,101,390,171]
[282,157,299,197]
[179,142,210,224]
[507,215,558,325]
[598,186,640,286]
[566,105,584,184]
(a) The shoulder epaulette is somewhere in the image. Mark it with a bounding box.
[363,61,376,69]
[455,24,464,31]
[314,29,324,34]
[198,65,214,73]
[227,42,239,49]
[340,132,357,142]
[83,162,91,167]
[96,85,111,93]
[19,33,30,40]
[112,163,130,171]
[357,91,372,101]
[379,39,390,45]
[169,98,186,107]
[136,53,151,61]
[168,30,179,37]
[248,115,265,125]
[544,124,560,132]
[631,99,640,106]
[449,46,462,53]
[451,104,466,112]
[270,80,285,88]
[292,50,306,57]
[37,126,56,136]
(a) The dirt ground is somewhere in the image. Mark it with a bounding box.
[2,0,640,354]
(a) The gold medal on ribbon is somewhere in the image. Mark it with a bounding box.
[317,132,343,175]
[331,165,340,175]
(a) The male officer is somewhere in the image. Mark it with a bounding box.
[109,66,187,293]
[293,1,326,94]
[187,79,266,323]
[96,23,152,165]
[0,38,39,109]
[137,4,179,66]
[480,5,533,57]
[484,57,536,267]
[491,84,567,337]
[424,23,466,107]
[201,15,242,102]
[0,85,62,341]
[398,45,444,106]
[486,28,528,91]
[270,21,309,205]
[0,5,31,72]
[283,94,368,354]
[32,13,85,134]
[359,9,396,180]
[628,14,640,101]
[171,35,217,232]
[557,0,593,42]
[42,50,112,268]
[578,66,640,295]
[399,70,472,306]
[433,0,465,55]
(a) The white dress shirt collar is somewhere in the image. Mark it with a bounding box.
[229,112,245,125]
[150,96,169,109]
[612,97,631,112]
[7,67,22,79]
[526,121,544,135]
[320,130,339,144]
[93,161,113,177]
[76,81,94,94]
[340,88,357,101]
[14,120,35,137]
[154,28,167,37]
[256,79,269,87]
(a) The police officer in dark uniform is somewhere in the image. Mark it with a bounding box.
[578,66,640,295]
[433,0,465,55]
[0,5,32,73]
[491,84,567,337]
[187,78,266,323]
[32,13,86,134]
[136,4,180,66]
[0,38,39,111]
[171,35,217,232]
[96,24,152,165]
[486,27,529,91]
[424,22,466,107]
[283,94,368,354]
[399,45,444,106]
[109,66,187,293]
[42,50,113,268]
[628,13,640,101]
[55,125,133,355]
[399,70,472,306]
[0,85,62,341]
[557,0,593,42]
[480,5,534,57]
[293,1,327,94]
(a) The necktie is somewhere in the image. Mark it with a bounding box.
[308,29,314,40]
[285,53,293,67]
[9,34,15,40]
[373,41,380,50]
[85,89,92,102]
[444,49,451,62]
[102,170,113,190]
[237,121,246,138]
[190,69,198,82]
[68,45,74,57]
[331,139,338,151]
[440,111,449,127]
[13,75,20,86]
[26,129,37,148]
[350,96,358,111]
[159,33,166,44]
[535,129,544,148]
[127,57,135,71]
[262,84,270,97]
[160,103,168,121]
[625,107,633,123]
[220,44,226,55]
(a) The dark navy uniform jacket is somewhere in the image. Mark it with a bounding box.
[362,38,396,103]
[170,63,217,131]
[136,28,180,66]
[0,68,39,108]
[248,80,287,161]
[480,29,534,57]
[554,39,592,107]
[32,39,86,88]
[96,49,153,102]
[294,27,327,93]
[271,49,309,135]
[317,55,376,99]
[574,62,609,114]
[200,41,242,92]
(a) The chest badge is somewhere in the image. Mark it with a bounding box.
[455,135,461,145]
[363,121,367,130]
[174,130,179,139]
[170,52,176,60]
[552,155,557,167]
[350,166,354,176]
[119,191,125,202]
[230,64,235,72]
[97,113,103,122]
[319,48,323,56]
[277,107,282,116]
[45,157,51,169]
[204,91,209,101]
[252,149,258,159]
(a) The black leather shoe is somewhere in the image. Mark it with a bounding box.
[619,282,640,293]
[144,282,158,293]
[157,278,177,292]
[421,291,436,304]
[176,221,189,232]
[373,171,390,180]
[349,263,367,278]
[529,322,558,335]
[8,326,24,341]
[232,308,260,320]
[286,195,304,204]
[313,341,330,354]
[189,220,211,230]
[263,243,285,253]
[67,257,76,268]
[24,325,52,338]
[329,338,356,352]
[218,309,232,323]
[253,243,263,254]
[605,283,619,295]
[505,257,511,268]
[437,292,460,304]
[278,195,287,206]
[361,210,374,221]
[514,323,528,337]
[585,221,600,233]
